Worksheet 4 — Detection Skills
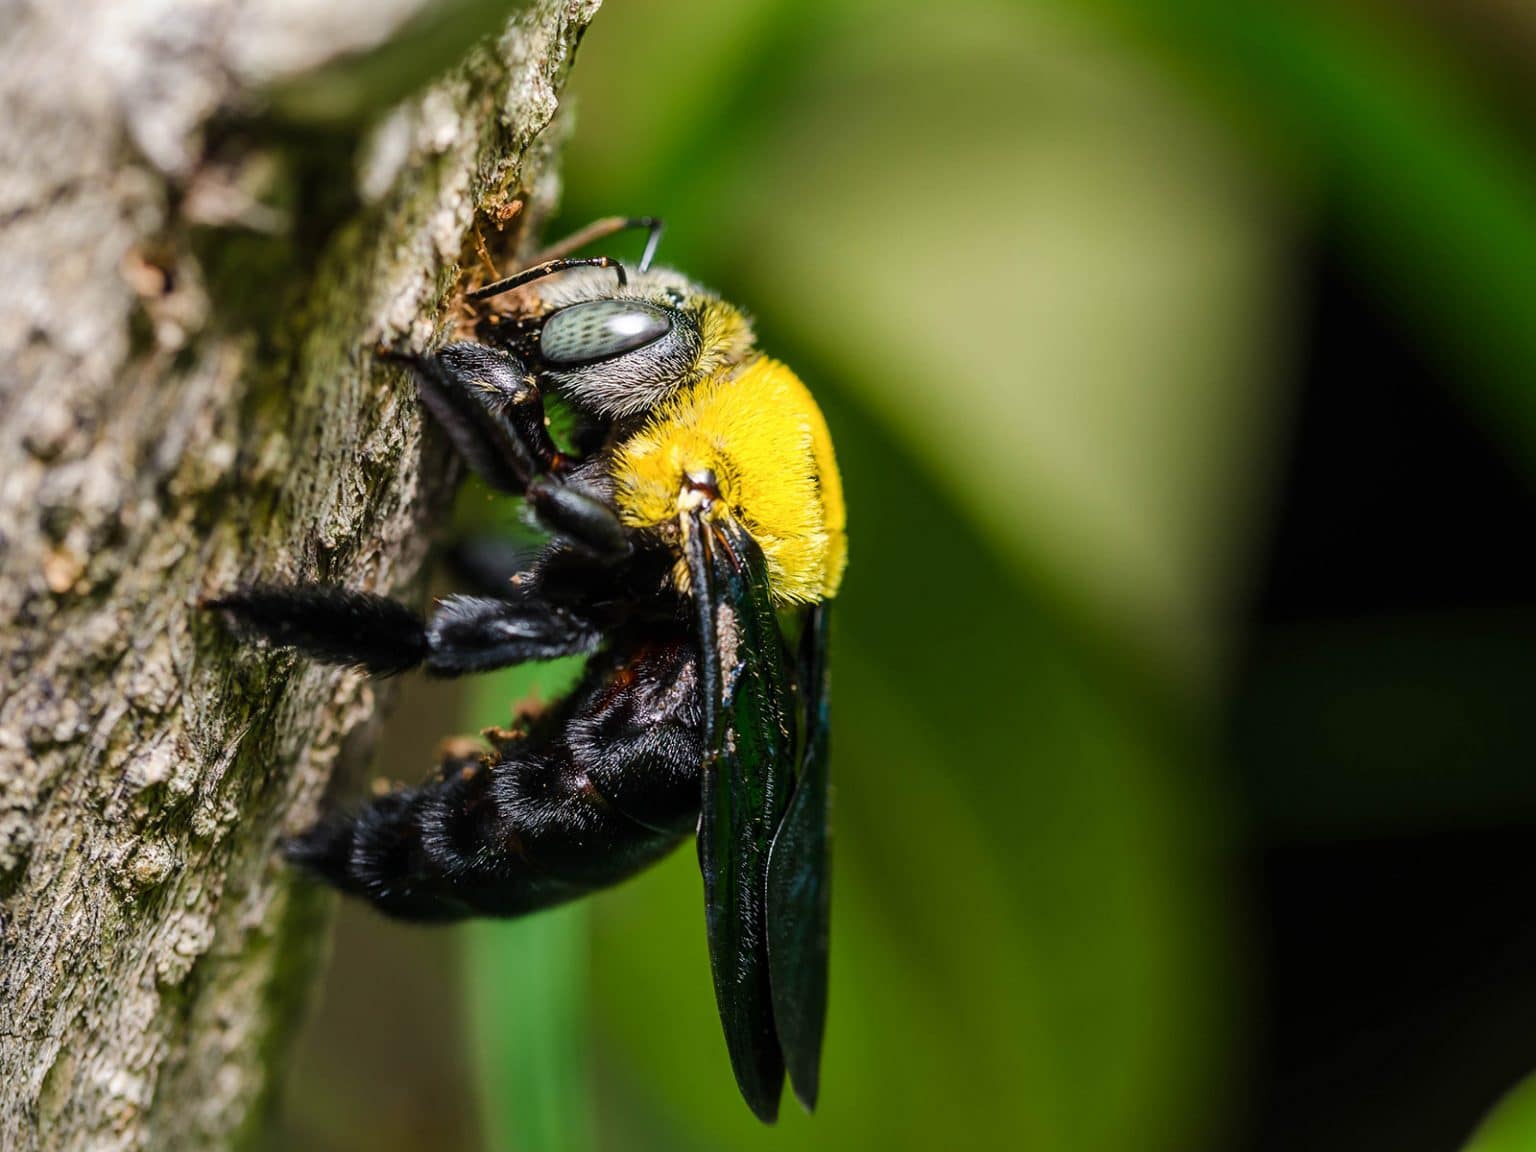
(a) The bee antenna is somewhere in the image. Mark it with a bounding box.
[636,217,664,272]
[521,216,664,273]
[467,256,627,303]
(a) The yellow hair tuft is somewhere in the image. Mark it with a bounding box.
[613,357,847,604]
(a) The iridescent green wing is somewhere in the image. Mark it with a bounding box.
[767,601,832,1111]
[683,510,793,1123]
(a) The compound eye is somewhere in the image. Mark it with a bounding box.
[540,300,672,366]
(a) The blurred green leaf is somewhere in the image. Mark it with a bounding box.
[1084,0,1536,464]
[1463,1073,1536,1152]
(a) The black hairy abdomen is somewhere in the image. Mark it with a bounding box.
[287,626,703,921]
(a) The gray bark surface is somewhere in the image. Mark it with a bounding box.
[0,2,600,1147]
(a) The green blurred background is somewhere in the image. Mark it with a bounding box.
[268,1,1536,1149]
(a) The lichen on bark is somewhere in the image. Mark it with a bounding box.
[0,2,601,1148]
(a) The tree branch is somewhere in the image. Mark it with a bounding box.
[0,2,600,1147]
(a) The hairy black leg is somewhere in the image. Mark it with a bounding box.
[206,586,427,675]
[527,475,630,561]
[286,630,703,920]
[210,585,600,676]
[389,342,632,559]
[425,594,600,675]
[386,342,547,491]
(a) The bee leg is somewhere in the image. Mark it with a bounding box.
[387,341,630,560]
[208,586,599,676]
[383,342,567,489]
[421,593,601,675]
[206,586,427,675]
[286,633,702,921]
[526,475,630,562]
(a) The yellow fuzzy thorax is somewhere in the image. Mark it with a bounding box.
[612,357,847,604]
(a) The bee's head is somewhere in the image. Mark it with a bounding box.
[517,266,756,419]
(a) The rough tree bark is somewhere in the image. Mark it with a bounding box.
[0,1,600,1147]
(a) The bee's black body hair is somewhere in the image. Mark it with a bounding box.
[286,624,703,921]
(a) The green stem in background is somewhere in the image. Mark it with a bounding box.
[462,657,592,1152]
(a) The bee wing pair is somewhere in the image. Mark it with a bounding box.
[683,509,831,1123]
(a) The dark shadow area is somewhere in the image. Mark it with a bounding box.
[1231,223,1536,1152]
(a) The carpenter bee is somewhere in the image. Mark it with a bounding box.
[210,218,846,1122]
